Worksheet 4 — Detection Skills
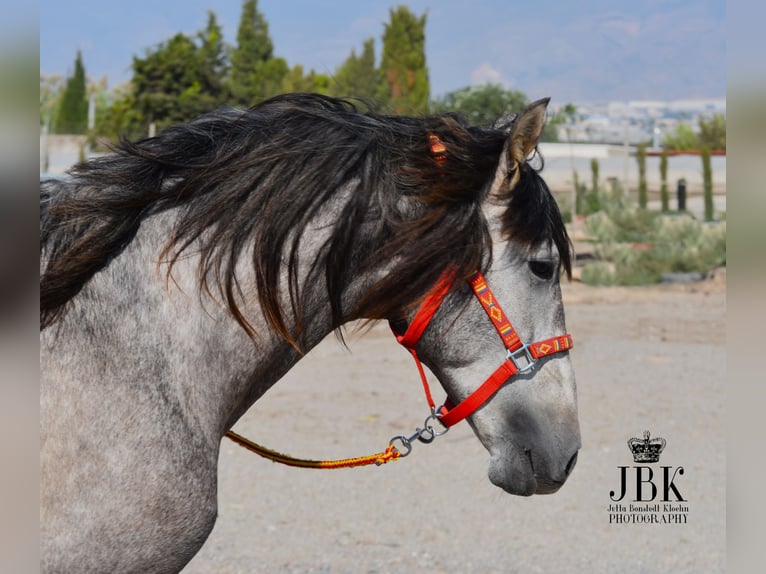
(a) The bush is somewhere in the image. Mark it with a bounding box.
[652,215,726,272]
[581,211,726,286]
[584,211,618,243]
[581,261,616,286]
[610,208,658,243]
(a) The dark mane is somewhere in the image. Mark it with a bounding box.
[499,157,572,271]
[40,93,570,345]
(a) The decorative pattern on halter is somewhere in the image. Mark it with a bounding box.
[469,272,522,350]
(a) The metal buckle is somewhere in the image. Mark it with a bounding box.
[507,343,536,373]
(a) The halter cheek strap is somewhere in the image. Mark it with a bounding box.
[392,270,455,410]
[392,270,573,428]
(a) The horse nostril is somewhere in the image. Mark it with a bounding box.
[565,451,579,476]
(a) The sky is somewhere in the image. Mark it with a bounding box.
[39,0,726,104]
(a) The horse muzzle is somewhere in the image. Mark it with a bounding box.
[488,445,579,496]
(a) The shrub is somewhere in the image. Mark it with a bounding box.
[652,215,726,272]
[581,261,616,286]
[584,211,618,243]
[581,211,725,286]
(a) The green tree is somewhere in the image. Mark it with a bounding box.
[94,82,146,143]
[197,11,229,104]
[331,38,379,102]
[698,113,726,151]
[132,33,208,131]
[281,64,331,94]
[54,51,88,134]
[662,114,726,152]
[659,150,669,212]
[378,6,429,114]
[128,13,235,136]
[701,148,714,221]
[229,0,286,105]
[573,169,586,215]
[636,143,648,209]
[662,122,698,151]
[591,158,600,197]
[431,83,527,127]
[582,158,602,214]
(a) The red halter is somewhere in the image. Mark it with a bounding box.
[392,270,573,428]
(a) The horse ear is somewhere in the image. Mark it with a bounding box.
[507,97,550,168]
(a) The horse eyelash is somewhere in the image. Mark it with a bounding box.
[528,259,557,281]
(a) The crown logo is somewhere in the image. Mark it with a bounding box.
[628,431,666,463]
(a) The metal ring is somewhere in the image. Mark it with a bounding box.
[389,435,412,457]
[424,411,450,436]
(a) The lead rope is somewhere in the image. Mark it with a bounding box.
[225,430,401,469]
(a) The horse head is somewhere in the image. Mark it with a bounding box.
[388,99,580,496]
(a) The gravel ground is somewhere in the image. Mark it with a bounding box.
[183,273,726,573]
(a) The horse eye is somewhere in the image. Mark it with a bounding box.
[528,259,556,280]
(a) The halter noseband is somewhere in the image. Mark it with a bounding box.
[391,269,573,428]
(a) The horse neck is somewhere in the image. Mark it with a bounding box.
[49,199,382,441]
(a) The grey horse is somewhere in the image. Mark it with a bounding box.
[40,94,580,572]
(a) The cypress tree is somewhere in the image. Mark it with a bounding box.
[332,38,379,103]
[587,158,601,214]
[378,6,429,114]
[637,143,648,209]
[229,0,286,105]
[701,148,714,221]
[590,158,600,197]
[54,51,88,134]
[198,10,229,104]
[659,151,669,212]
[573,169,582,216]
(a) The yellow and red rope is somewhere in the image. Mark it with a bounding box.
[225,430,401,469]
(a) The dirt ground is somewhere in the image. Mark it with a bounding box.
[183,271,726,574]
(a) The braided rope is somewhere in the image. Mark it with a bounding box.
[224,431,401,469]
